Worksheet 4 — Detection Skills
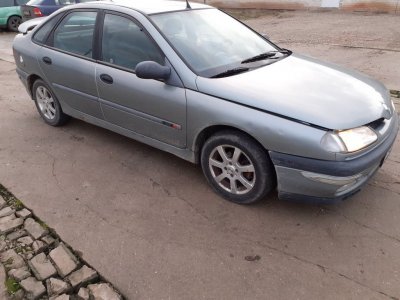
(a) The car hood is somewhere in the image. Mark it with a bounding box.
[196,54,392,130]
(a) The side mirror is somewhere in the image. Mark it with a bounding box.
[136,61,171,81]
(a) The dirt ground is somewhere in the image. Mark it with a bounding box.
[0,10,399,300]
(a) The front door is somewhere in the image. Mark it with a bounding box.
[95,12,187,148]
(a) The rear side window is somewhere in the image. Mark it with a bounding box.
[33,13,63,44]
[101,13,164,70]
[52,11,97,58]
[0,0,14,7]
[16,0,29,5]
[55,0,77,4]
[26,0,51,4]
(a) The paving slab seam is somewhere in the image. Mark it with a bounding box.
[0,184,124,300]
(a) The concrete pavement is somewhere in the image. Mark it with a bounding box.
[0,11,400,299]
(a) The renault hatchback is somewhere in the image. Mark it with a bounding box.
[13,0,398,204]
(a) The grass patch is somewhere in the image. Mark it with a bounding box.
[5,278,21,295]
[0,184,25,210]
[4,257,13,266]
[11,199,24,210]
[38,220,49,230]
[0,184,11,201]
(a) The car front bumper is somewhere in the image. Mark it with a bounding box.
[269,113,399,204]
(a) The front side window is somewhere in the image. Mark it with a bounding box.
[101,13,164,71]
[151,9,281,77]
[52,11,97,58]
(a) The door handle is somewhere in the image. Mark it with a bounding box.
[42,57,52,65]
[100,74,113,84]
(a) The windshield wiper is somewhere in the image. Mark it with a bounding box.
[241,49,290,64]
[211,67,250,78]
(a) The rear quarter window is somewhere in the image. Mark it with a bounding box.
[32,13,63,44]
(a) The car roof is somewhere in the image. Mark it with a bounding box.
[93,0,211,15]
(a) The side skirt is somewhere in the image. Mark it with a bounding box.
[61,103,196,163]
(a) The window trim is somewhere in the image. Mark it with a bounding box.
[31,8,168,74]
[96,10,166,75]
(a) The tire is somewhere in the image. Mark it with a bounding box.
[201,130,276,204]
[32,79,70,126]
[7,16,21,32]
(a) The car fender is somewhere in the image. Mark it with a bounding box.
[186,89,335,161]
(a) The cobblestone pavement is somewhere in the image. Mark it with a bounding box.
[0,186,123,300]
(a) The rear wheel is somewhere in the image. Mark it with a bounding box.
[7,16,21,32]
[33,80,70,126]
[201,131,276,204]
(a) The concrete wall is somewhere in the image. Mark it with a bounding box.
[197,0,400,13]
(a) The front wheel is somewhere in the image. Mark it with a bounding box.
[7,16,21,32]
[201,131,276,204]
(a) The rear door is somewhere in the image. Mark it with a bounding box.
[95,12,187,148]
[37,10,103,118]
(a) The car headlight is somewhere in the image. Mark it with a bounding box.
[321,126,377,153]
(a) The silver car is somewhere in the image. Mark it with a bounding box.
[13,0,398,204]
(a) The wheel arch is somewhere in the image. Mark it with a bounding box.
[193,125,269,164]
[7,14,22,20]
[27,74,43,99]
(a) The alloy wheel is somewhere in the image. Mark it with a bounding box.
[8,17,21,32]
[36,86,57,120]
[208,145,256,195]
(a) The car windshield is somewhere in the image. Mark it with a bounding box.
[151,9,281,78]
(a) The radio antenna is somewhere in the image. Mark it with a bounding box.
[186,0,192,9]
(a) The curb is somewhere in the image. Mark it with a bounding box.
[0,184,125,300]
